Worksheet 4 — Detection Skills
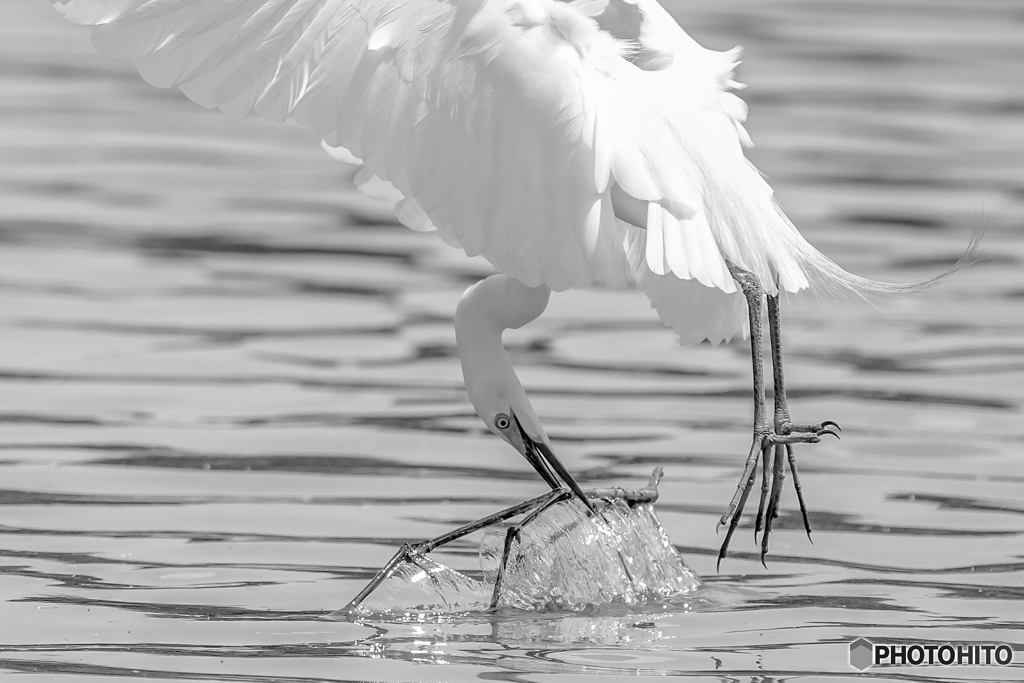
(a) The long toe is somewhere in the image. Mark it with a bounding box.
[783,420,841,436]
[759,444,787,567]
[786,444,813,540]
[717,435,769,569]
[770,432,823,445]
[718,463,758,572]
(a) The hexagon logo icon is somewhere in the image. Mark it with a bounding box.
[849,638,873,670]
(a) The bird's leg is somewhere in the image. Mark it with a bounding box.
[765,293,840,541]
[489,488,573,609]
[717,262,827,568]
[717,261,771,569]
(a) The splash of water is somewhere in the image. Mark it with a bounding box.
[480,500,699,611]
[347,554,491,617]
[342,498,699,619]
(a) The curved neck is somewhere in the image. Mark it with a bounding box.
[455,274,551,370]
[454,274,551,437]
[456,274,552,333]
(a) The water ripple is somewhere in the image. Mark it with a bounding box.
[1,0,1022,680]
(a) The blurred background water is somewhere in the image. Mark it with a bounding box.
[0,0,1022,681]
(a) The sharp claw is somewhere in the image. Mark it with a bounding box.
[816,427,841,440]
[821,420,841,432]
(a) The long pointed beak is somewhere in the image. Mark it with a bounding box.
[513,414,597,516]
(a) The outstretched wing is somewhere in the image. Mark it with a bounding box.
[52,0,634,291]
[51,0,763,290]
[55,0,846,343]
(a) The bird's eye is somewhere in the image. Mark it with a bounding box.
[494,414,511,430]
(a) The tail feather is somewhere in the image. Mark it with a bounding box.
[789,226,983,301]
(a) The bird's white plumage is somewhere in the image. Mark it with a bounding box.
[52,0,870,345]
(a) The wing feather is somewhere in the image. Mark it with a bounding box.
[626,223,747,346]
[54,0,860,341]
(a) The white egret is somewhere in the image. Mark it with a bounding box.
[50,0,963,565]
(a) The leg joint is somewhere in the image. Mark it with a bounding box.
[725,259,763,302]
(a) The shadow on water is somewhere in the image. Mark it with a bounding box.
[0,0,1022,680]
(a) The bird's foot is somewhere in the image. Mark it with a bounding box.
[716,420,840,570]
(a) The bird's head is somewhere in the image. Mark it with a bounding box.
[464,368,548,458]
[466,374,598,515]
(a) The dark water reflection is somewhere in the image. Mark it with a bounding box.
[1,0,1022,680]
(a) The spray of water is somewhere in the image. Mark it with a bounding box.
[345,498,699,619]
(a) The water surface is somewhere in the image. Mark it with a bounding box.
[0,0,1022,681]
